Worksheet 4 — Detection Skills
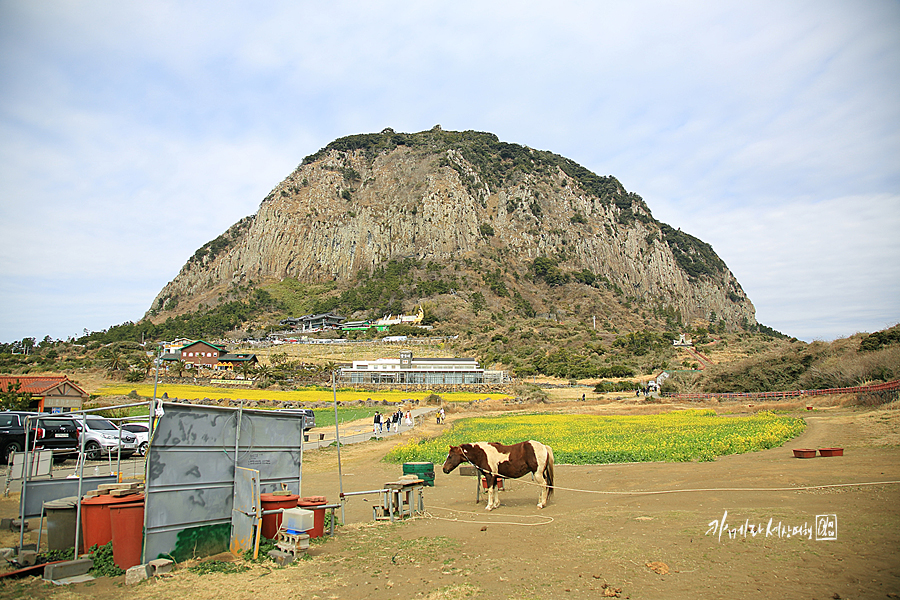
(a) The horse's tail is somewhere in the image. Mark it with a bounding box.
[544,444,555,499]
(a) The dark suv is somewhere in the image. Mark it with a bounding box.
[0,411,80,464]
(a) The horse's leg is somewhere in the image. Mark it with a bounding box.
[485,474,496,510]
[534,464,548,508]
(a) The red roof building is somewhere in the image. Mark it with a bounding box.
[178,340,225,369]
[0,375,88,412]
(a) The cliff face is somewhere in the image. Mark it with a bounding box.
[150,128,755,329]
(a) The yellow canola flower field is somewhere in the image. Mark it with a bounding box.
[96,383,511,405]
[386,409,806,465]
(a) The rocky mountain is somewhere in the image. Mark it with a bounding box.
[149,127,755,331]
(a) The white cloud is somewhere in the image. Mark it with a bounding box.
[661,193,900,340]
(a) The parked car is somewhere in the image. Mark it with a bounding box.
[67,416,139,461]
[0,411,79,464]
[120,422,150,456]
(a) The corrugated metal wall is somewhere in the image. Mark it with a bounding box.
[142,403,304,562]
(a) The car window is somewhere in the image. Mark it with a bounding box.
[0,415,19,427]
[86,418,118,431]
[36,417,75,428]
[123,424,148,433]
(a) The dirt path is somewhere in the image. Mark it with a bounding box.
[2,405,899,600]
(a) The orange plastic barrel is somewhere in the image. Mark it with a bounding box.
[297,496,327,538]
[80,493,145,551]
[109,500,145,569]
[259,493,300,539]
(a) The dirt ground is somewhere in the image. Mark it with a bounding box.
[1,401,899,600]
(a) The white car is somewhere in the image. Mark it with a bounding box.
[69,417,139,460]
[121,422,150,456]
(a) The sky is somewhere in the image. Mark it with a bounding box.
[0,1,898,344]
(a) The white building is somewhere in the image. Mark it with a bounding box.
[339,351,507,385]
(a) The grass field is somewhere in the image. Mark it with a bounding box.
[309,407,381,429]
[96,383,512,404]
[386,409,806,464]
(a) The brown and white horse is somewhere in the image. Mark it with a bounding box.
[442,441,554,510]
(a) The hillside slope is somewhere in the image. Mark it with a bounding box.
[148,127,755,331]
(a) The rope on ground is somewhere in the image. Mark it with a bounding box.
[424,505,555,527]
[546,479,900,495]
[478,467,900,496]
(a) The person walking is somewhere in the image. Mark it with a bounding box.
[373,412,382,434]
[404,410,412,428]
[439,406,445,424]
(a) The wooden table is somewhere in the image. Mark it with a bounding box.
[375,479,425,523]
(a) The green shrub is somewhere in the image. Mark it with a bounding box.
[88,542,124,577]
[511,383,549,403]
[859,325,900,352]
[532,257,569,286]
[423,393,443,405]
[470,292,486,314]
[659,223,725,279]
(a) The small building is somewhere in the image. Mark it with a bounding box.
[216,353,259,371]
[178,340,225,368]
[339,351,507,385]
[159,351,180,361]
[281,313,345,332]
[375,306,424,327]
[0,375,88,413]
[162,338,194,354]
[673,334,693,347]
[340,320,389,332]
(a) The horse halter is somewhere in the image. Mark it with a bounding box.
[459,445,490,477]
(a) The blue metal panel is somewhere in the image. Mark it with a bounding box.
[21,476,118,519]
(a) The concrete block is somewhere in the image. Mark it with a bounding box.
[267,549,295,566]
[43,558,93,581]
[459,465,477,477]
[126,564,152,585]
[0,548,15,560]
[18,550,37,567]
[5,519,28,531]
[148,558,174,575]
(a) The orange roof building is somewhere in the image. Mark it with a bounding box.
[0,375,88,413]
